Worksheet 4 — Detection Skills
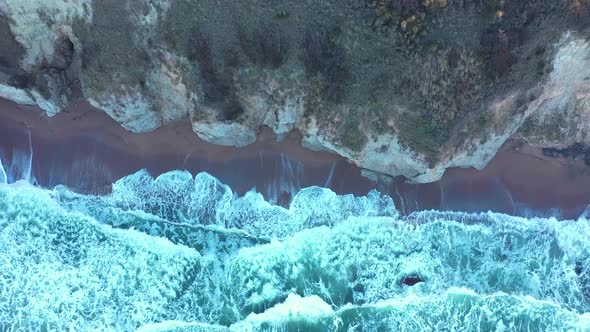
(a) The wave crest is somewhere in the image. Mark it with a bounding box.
[1,170,589,331]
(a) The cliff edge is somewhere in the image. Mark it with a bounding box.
[1,0,589,182]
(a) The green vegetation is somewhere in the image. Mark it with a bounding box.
[389,45,487,161]
[237,25,290,69]
[519,112,569,143]
[66,0,579,166]
[367,0,448,34]
[396,114,449,165]
[0,15,29,87]
[303,79,325,118]
[157,0,201,59]
[157,0,246,121]
[273,10,290,20]
[368,100,390,136]
[301,27,350,104]
[73,0,149,96]
[340,120,368,152]
[406,46,484,124]
[532,48,552,78]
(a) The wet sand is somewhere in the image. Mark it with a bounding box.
[2,97,590,219]
[0,98,375,198]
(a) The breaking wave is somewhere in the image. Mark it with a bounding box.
[1,169,590,331]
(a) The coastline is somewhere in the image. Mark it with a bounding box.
[2,97,590,219]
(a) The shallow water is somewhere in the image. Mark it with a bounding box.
[1,104,589,330]
[1,120,581,221]
[1,168,590,331]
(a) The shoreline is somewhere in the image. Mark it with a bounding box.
[2,98,590,219]
[0,98,342,166]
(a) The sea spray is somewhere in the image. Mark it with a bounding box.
[1,170,589,331]
[2,131,35,184]
[25,127,32,183]
[0,155,6,184]
[264,152,304,205]
[323,162,337,188]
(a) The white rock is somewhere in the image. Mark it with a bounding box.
[192,121,257,147]
[236,67,306,140]
[0,0,91,72]
[146,61,196,124]
[89,90,161,133]
[522,32,590,147]
[0,84,35,105]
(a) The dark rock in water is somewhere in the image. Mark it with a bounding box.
[542,143,590,166]
[542,148,560,158]
[576,261,584,276]
[402,275,424,286]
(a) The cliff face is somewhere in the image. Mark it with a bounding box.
[0,0,589,182]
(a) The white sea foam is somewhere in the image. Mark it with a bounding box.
[1,170,589,331]
[0,155,6,184]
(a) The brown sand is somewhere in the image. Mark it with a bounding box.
[0,98,341,166]
[0,98,375,198]
[2,97,590,219]
[441,140,590,217]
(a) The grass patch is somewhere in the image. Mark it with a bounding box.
[340,120,368,152]
[157,0,201,59]
[237,25,290,69]
[396,114,450,165]
[302,27,350,104]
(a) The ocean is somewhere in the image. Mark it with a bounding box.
[1,159,590,331]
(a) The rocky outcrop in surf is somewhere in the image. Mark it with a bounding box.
[0,0,589,182]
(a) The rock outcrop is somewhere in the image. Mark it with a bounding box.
[0,0,589,182]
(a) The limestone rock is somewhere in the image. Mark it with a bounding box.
[0,84,35,106]
[518,33,590,149]
[0,0,86,114]
[192,121,256,148]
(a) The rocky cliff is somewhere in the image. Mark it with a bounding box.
[0,0,589,182]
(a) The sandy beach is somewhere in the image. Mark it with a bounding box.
[2,97,590,219]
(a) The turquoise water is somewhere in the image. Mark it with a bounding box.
[1,169,590,331]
